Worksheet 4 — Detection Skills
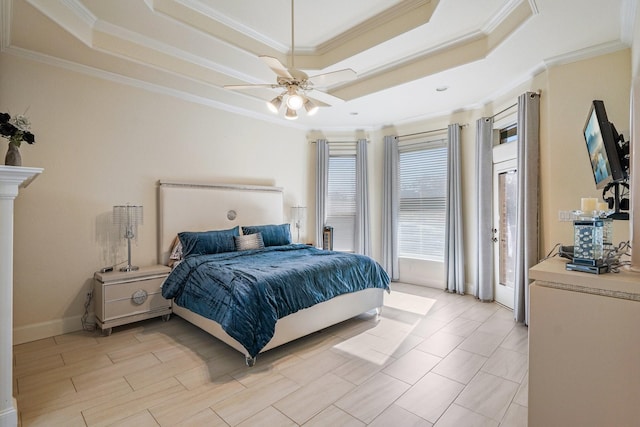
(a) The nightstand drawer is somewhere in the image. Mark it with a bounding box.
[93,265,172,334]
[104,276,166,301]
[104,292,170,320]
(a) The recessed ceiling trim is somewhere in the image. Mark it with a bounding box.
[483,0,534,34]
[26,0,96,47]
[330,0,534,101]
[152,0,439,72]
[295,0,438,68]
[3,43,309,129]
[150,0,286,65]
[169,0,288,51]
[93,19,262,85]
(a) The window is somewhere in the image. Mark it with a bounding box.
[500,124,517,144]
[398,139,447,261]
[326,148,356,252]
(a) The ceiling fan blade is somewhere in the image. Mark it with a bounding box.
[259,55,293,79]
[305,94,331,108]
[306,89,345,107]
[224,84,279,90]
[308,69,357,87]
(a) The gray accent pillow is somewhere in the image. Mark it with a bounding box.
[234,233,265,251]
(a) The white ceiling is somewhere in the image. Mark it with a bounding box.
[1,0,635,130]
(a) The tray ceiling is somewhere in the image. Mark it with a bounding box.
[1,0,634,129]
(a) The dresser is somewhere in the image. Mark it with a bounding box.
[528,258,640,427]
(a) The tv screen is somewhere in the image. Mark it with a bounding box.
[583,100,625,189]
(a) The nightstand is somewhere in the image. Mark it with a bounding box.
[93,265,172,335]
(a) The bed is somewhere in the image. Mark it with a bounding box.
[158,181,390,365]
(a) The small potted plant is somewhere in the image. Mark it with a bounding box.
[0,112,36,166]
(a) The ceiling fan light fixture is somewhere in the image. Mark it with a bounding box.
[286,92,304,110]
[304,98,319,116]
[284,108,298,120]
[267,95,283,113]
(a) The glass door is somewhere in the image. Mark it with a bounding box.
[493,158,517,309]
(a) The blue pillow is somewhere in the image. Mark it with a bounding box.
[242,224,291,247]
[178,226,239,257]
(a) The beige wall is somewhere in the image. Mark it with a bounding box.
[367,49,631,292]
[1,45,633,343]
[541,49,631,251]
[1,53,311,343]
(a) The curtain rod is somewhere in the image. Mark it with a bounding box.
[490,90,542,119]
[491,102,517,119]
[310,140,368,143]
[397,127,448,139]
[397,123,468,139]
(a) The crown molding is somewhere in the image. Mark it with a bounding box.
[544,40,629,69]
[620,0,637,46]
[2,45,308,130]
[0,0,12,51]
[25,0,96,46]
[331,0,535,101]
[170,0,288,51]
[314,0,436,54]
[93,19,261,85]
[484,0,534,34]
[151,0,438,71]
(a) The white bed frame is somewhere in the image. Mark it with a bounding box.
[158,181,384,365]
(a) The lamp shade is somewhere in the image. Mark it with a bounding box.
[304,98,319,116]
[113,204,143,271]
[267,95,283,113]
[284,108,298,120]
[291,206,307,223]
[291,206,306,243]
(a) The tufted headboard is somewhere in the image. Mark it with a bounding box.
[157,181,284,265]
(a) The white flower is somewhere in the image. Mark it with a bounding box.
[10,114,31,132]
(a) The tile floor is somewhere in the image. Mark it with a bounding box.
[13,282,528,426]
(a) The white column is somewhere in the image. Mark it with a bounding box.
[0,166,42,427]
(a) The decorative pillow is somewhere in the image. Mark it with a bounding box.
[178,226,239,257]
[234,233,265,251]
[242,223,291,247]
[167,236,183,267]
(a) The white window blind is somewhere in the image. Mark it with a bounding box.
[398,139,448,261]
[326,145,356,252]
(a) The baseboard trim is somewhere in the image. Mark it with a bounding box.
[0,398,18,427]
[13,314,92,345]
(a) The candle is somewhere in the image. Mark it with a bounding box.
[581,197,597,212]
[596,202,609,211]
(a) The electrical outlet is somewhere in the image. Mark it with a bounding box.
[86,290,93,299]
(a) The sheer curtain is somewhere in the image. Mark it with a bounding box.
[514,92,540,325]
[355,139,371,255]
[382,135,399,280]
[445,124,465,293]
[315,139,329,248]
[475,117,494,301]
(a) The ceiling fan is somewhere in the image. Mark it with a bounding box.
[224,0,357,120]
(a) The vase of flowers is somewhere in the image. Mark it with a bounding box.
[1,112,36,166]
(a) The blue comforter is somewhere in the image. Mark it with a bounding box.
[162,244,390,357]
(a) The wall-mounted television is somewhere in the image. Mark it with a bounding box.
[583,100,627,189]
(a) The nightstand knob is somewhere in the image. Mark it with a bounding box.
[131,289,148,305]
